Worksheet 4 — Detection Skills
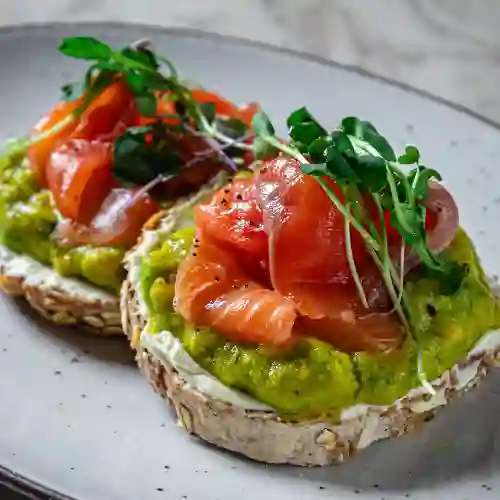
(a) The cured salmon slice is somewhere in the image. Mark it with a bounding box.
[174,155,458,353]
[174,233,297,346]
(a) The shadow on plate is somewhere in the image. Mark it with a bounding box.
[198,369,500,494]
[12,297,135,366]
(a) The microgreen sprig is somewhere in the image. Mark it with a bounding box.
[252,107,465,393]
[20,36,255,187]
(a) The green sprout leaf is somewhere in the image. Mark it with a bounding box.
[59,37,113,61]
[300,162,330,177]
[398,145,420,165]
[198,102,217,123]
[409,167,442,201]
[355,155,387,193]
[112,125,182,187]
[289,121,325,146]
[252,110,275,137]
[134,94,158,117]
[252,136,277,160]
[342,117,396,161]
[325,146,359,184]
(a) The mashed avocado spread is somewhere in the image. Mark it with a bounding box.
[140,225,500,419]
[0,150,125,292]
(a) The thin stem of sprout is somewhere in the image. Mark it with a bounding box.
[125,174,173,209]
[196,114,253,151]
[418,349,436,395]
[365,244,409,332]
[385,165,415,234]
[348,135,415,208]
[344,202,369,309]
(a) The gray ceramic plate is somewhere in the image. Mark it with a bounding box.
[1,22,500,500]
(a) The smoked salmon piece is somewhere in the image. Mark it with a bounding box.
[174,233,297,346]
[175,157,405,352]
[175,155,459,352]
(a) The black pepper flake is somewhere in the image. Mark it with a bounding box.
[80,394,87,399]
[354,490,360,495]
[236,194,243,200]
[70,467,75,471]
[220,198,228,206]
[319,486,325,490]
[2,348,7,352]
[156,487,164,492]
[54,370,62,376]
[70,356,80,364]
[224,188,230,194]
[192,253,197,257]
[372,484,379,489]
[405,494,410,498]
[164,465,170,470]
[215,276,220,282]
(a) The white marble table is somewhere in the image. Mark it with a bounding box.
[1,0,499,122]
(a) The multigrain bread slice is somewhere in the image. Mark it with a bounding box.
[0,245,121,334]
[121,209,500,466]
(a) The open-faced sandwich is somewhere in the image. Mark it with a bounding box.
[123,107,500,465]
[0,36,257,333]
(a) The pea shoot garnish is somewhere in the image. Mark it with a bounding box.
[14,36,253,185]
[252,107,465,393]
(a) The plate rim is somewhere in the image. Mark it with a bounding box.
[0,20,499,500]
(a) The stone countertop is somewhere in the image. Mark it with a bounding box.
[1,0,499,122]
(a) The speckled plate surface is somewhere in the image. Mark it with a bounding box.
[1,22,500,500]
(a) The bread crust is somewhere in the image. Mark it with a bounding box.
[0,246,121,334]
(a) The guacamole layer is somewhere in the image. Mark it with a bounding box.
[0,150,125,292]
[140,226,500,420]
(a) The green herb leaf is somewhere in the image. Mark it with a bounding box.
[215,117,248,140]
[300,162,330,177]
[390,203,424,246]
[289,121,325,146]
[356,155,387,193]
[342,117,396,161]
[112,125,182,187]
[198,102,217,123]
[410,167,442,201]
[340,116,363,138]
[252,136,277,160]
[330,130,355,155]
[119,46,159,71]
[325,146,359,184]
[134,94,158,117]
[307,136,332,162]
[59,37,113,61]
[398,145,420,165]
[252,110,275,137]
[287,106,323,130]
